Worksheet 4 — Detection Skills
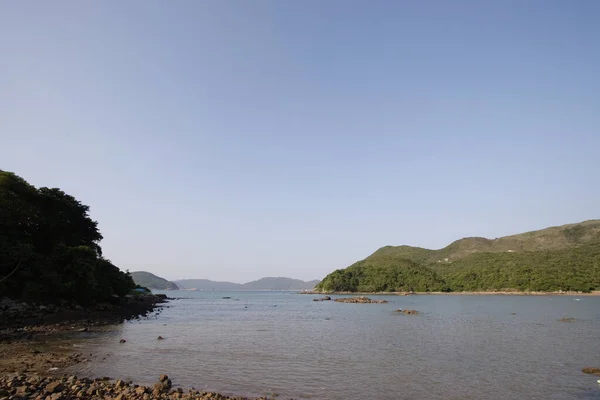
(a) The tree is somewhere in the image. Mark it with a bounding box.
[0,170,135,304]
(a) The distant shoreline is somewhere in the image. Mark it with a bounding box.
[301,290,600,296]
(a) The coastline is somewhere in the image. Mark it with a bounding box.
[0,293,170,375]
[302,290,600,296]
[0,295,271,400]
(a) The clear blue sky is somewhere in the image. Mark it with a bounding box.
[1,1,599,283]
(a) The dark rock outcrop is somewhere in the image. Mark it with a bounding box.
[0,293,169,329]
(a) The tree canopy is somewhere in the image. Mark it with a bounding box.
[0,170,135,305]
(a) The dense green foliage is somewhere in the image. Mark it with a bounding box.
[0,170,135,305]
[430,243,600,292]
[318,257,447,292]
[130,271,179,290]
[317,221,600,293]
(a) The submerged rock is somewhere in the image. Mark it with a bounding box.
[395,309,419,315]
[334,296,388,304]
[582,367,600,376]
[558,317,576,322]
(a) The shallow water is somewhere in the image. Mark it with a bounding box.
[69,292,600,399]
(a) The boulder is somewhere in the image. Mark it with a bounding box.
[135,386,147,395]
[44,381,63,394]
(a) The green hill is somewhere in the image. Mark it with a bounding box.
[316,220,600,293]
[369,220,600,263]
[318,258,446,292]
[131,271,179,290]
[0,170,135,305]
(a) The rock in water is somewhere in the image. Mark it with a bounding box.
[559,317,576,322]
[334,296,388,304]
[395,309,419,315]
[582,367,600,376]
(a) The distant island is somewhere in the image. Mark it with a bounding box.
[242,277,321,291]
[174,277,320,291]
[316,220,600,293]
[129,274,320,291]
[130,271,179,290]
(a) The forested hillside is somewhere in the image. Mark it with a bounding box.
[317,221,600,293]
[0,170,135,305]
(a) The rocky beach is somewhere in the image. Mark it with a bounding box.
[0,294,274,400]
[0,373,271,400]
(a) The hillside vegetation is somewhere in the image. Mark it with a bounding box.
[0,170,135,305]
[316,220,600,293]
[131,271,179,290]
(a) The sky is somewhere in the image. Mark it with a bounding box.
[1,1,599,283]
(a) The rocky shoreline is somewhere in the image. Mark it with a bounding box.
[0,293,169,377]
[0,293,169,330]
[0,373,271,400]
[0,295,279,400]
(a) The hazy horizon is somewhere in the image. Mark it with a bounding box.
[2,1,599,282]
[166,276,322,285]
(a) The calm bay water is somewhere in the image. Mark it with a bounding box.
[69,292,600,399]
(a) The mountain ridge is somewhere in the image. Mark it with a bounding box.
[174,277,320,291]
[368,219,600,264]
[317,219,600,293]
[130,271,179,290]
